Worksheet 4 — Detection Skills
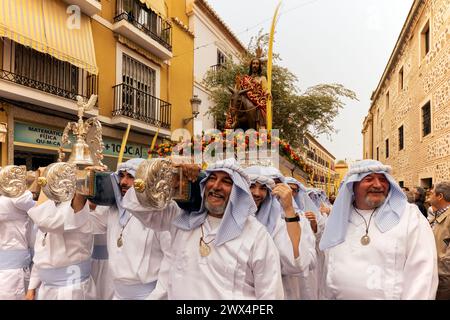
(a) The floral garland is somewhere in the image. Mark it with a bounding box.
[149,131,313,175]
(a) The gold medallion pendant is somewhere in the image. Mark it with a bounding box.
[361,235,370,246]
[199,239,211,257]
[117,236,123,248]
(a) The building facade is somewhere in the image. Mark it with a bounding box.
[362,0,449,189]
[187,0,247,135]
[0,0,194,169]
[301,133,337,195]
[334,160,349,192]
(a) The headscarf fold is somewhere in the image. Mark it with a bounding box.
[319,159,406,250]
[173,158,257,246]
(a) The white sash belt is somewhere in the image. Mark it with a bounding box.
[114,280,157,300]
[37,259,91,287]
[0,249,31,270]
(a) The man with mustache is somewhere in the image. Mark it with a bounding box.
[123,158,284,299]
[319,159,438,299]
[71,158,172,300]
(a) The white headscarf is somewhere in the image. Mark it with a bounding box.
[173,158,257,246]
[319,159,407,250]
[244,166,281,235]
[285,177,320,217]
[111,158,145,226]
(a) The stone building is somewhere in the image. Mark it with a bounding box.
[362,0,449,188]
[301,133,337,195]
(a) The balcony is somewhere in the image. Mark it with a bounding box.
[113,83,171,131]
[113,0,172,60]
[209,64,225,73]
[0,41,98,115]
[62,0,102,17]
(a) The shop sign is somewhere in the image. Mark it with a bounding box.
[14,122,150,158]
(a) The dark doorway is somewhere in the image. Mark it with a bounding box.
[14,150,57,171]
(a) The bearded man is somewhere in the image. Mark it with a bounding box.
[319,160,438,299]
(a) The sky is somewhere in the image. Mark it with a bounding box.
[206,0,414,161]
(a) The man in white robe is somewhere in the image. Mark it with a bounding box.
[90,227,114,300]
[123,158,284,299]
[0,191,35,299]
[285,177,327,300]
[72,159,172,300]
[244,167,316,300]
[27,195,96,300]
[319,159,438,299]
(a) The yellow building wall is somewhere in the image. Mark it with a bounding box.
[0,104,8,166]
[168,0,194,135]
[335,164,348,193]
[91,19,116,118]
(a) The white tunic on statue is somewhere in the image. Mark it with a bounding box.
[27,200,96,300]
[88,205,172,300]
[321,203,438,299]
[0,192,35,300]
[123,189,285,300]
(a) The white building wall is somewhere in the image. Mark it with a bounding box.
[190,5,245,135]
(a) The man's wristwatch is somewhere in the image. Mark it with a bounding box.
[284,214,300,222]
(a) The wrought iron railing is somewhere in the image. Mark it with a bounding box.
[0,41,97,101]
[113,83,171,129]
[114,0,172,51]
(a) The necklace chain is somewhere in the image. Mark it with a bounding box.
[352,203,377,236]
[200,224,215,245]
[117,215,133,247]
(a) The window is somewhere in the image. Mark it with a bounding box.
[303,137,309,147]
[420,20,430,59]
[420,178,432,189]
[422,101,431,137]
[398,67,404,91]
[385,139,389,158]
[122,53,156,117]
[398,125,404,150]
[217,50,226,66]
[376,147,379,160]
[386,91,389,109]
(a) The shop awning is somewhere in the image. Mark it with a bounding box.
[139,0,167,18]
[0,0,98,75]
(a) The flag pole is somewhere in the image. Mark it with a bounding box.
[266,1,282,131]
[117,123,131,170]
[148,126,160,160]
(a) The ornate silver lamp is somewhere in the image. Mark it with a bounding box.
[38,95,106,202]
[0,165,27,198]
[133,156,198,210]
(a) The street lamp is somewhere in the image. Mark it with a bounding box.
[183,95,201,125]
